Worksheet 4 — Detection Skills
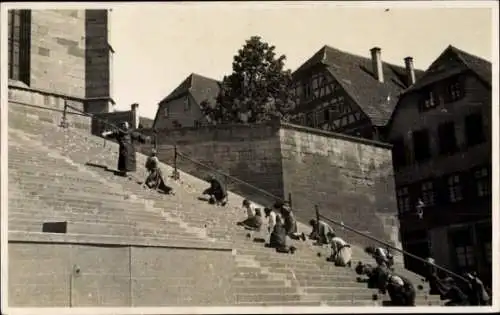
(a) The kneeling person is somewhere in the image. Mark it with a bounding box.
[329,234,352,267]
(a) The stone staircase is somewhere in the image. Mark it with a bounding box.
[7,103,444,307]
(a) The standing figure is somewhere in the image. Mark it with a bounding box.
[101,121,148,177]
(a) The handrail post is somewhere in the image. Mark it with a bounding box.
[172,144,179,180]
[288,193,292,208]
[60,100,68,128]
[315,205,320,226]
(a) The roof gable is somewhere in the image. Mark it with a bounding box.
[159,73,221,106]
[405,45,492,93]
[293,45,425,126]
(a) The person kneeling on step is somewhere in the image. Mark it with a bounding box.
[274,202,306,241]
[237,208,264,231]
[143,149,174,195]
[308,218,335,245]
[386,274,416,306]
[200,176,227,206]
[327,233,352,267]
[267,216,296,254]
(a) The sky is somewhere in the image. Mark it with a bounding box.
[107,2,495,119]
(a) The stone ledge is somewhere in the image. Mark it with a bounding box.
[8,231,233,252]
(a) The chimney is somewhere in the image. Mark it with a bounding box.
[131,103,139,129]
[404,57,416,86]
[370,47,384,83]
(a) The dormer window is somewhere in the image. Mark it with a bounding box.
[446,79,464,103]
[419,89,439,112]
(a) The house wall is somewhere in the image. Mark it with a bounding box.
[154,94,206,130]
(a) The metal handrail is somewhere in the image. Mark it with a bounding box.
[317,212,469,283]
[176,151,288,204]
[55,102,469,283]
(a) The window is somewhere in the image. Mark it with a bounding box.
[412,129,431,162]
[323,109,330,122]
[184,97,190,111]
[484,242,492,264]
[419,90,439,111]
[456,246,475,268]
[304,83,312,100]
[437,121,458,155]
[163,107,169,117]
[391,137,407,169]
[474,167,490,197]
[448,175,463,203]
[465,113,485,146]
[8,9,31,85]
[446,79,464,102]
[421,181,435,206]
[397,187,411,213]
[305,112,314,127]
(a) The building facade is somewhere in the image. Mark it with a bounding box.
[290,45,424,141]
[153,73,220,130]
[7,9,114,114]
[386,45,492,282]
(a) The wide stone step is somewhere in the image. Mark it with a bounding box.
[236,293,302,303]
[8,205,172,224]
[235,286,298,295]
[8,215,185,232]
[8,181,128,198]
[8,211,182,228]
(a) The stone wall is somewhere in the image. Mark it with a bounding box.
[30,9,87,98]
[138,122,400,249]
[140,123,285,207]
[279,123,400,249]
[8,84,92,132]
[9,241,235,307]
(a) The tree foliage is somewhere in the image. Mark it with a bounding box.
[202,36,296,124]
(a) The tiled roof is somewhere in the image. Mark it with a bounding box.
[405,45,492,93]
[293,45,425,126]
[160,73,221,108]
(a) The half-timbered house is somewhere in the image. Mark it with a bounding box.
[290,45,424,141]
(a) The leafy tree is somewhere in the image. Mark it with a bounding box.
[202,36,296,124]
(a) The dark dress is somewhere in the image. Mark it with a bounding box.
[269,223,287,250]
[203,178,227,202]
[283,212,298,235]
[107,129,147,173]
[387,276,416,306]
[144,157,173,194]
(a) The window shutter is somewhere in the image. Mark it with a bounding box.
[434,176,449,206]
[461,169,477,201]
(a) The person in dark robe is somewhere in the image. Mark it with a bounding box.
[386,274,416,306]
[439,278,469,306]
[464,272,490,306]
[355,262,391,293]
[309,218,335,245]
[267,216,296,254]
[424,257,449,296]
[101,121,148,177]
[274,201,306,241]
[201,176,227,206]
[143,149,174,195]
